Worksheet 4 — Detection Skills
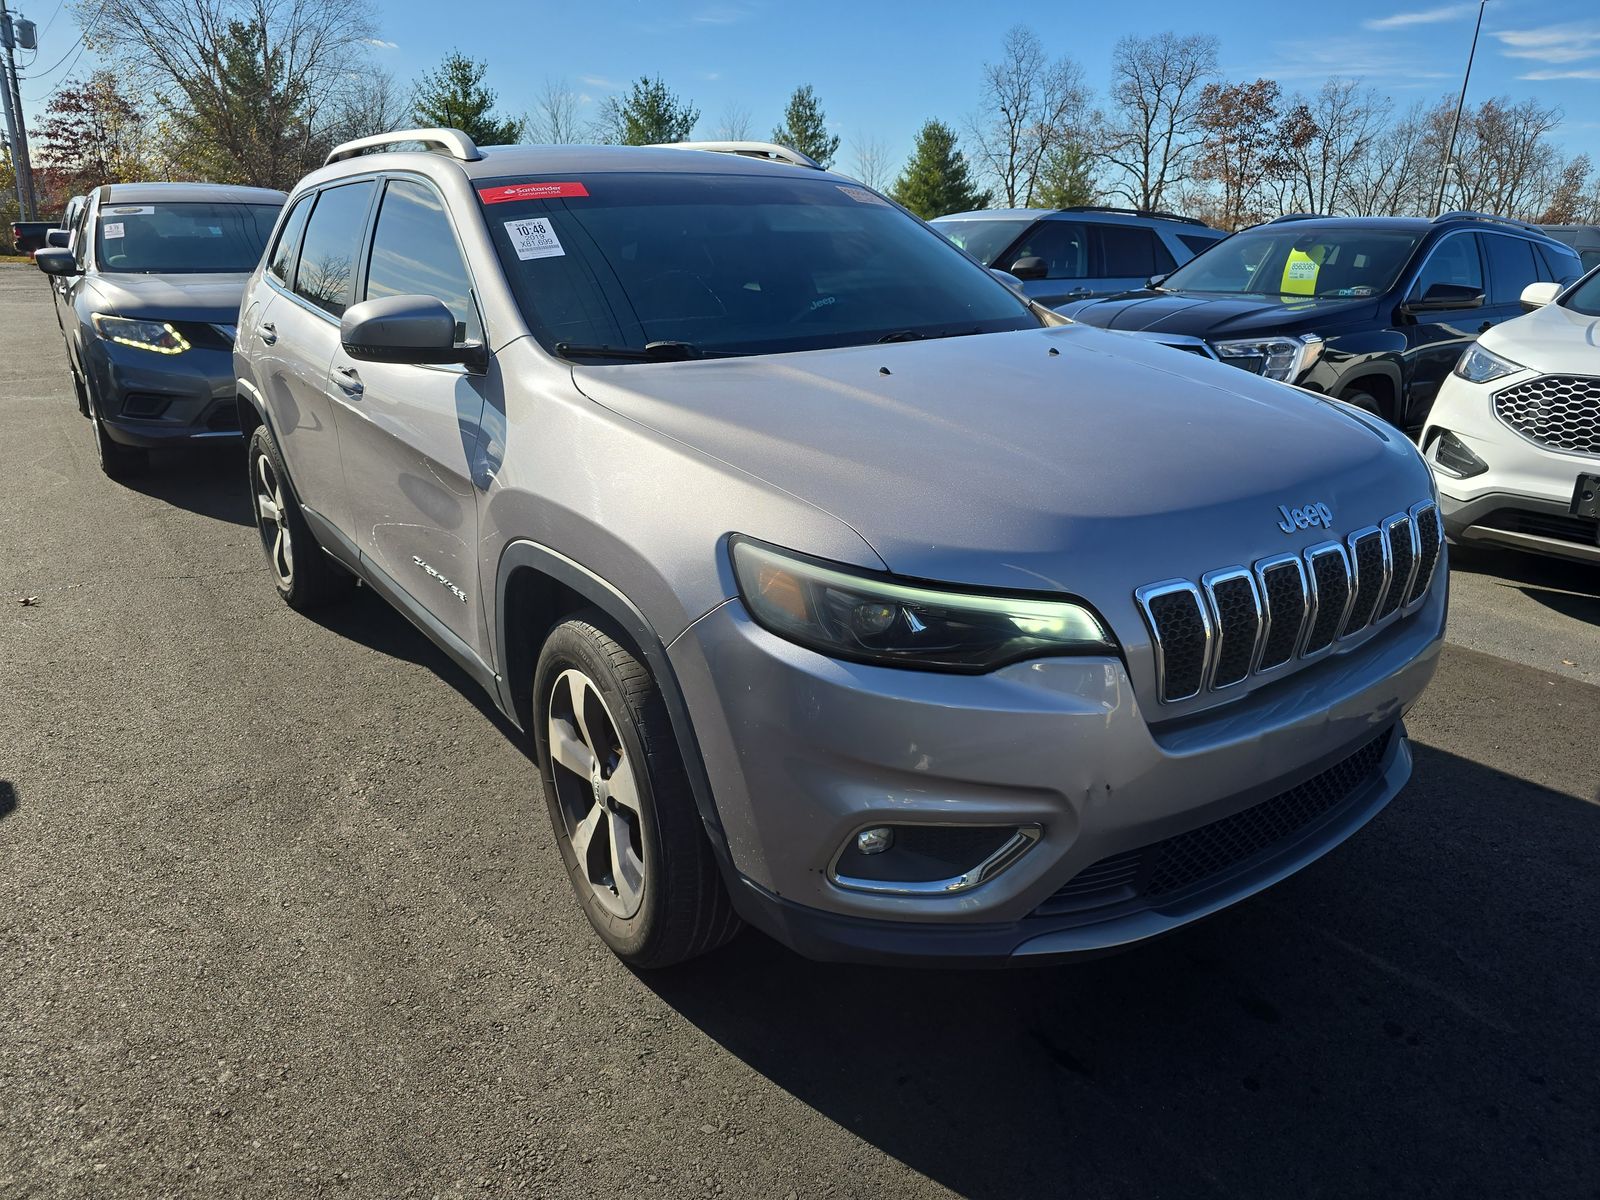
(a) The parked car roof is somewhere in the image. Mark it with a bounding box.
[97,182,288,205]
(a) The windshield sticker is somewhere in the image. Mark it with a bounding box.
[102,222,126,239]
[480,182,589,204]
[836,185,889,206]
[504,217,565,261]
[105,205,154,216]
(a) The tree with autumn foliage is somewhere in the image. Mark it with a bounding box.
[36,72,150,195]
[1192,79,1286,229]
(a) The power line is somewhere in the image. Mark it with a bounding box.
[21,33,84,100]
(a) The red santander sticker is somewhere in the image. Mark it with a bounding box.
[479,181,589,204]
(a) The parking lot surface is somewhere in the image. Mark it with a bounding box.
[2,263,1597,1198]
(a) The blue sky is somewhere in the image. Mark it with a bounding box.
[16,0,1600,174]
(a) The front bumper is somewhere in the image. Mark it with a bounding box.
[84,340,241,447]
[668,592,1444,964]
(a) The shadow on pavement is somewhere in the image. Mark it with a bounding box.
[643,744,1599,1198]
[0,781,16,821]
[123,444,253,526]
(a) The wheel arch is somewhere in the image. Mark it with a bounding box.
[1337,361,1403,424]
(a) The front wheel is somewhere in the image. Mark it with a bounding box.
[534,613,741,967]
[247,425,353,611]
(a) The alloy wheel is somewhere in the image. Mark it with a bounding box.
[253,451,294,588]
[546,668,646,919]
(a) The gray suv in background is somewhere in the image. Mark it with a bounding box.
[233,130,1445,968]
[932,206,1225,307]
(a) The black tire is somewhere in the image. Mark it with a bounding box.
[533,612,741,968]
[71,366,90,418]
[247,424,354,611]
[85,378,147,479]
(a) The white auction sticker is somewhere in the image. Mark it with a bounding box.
[504,217,565,261]
[102,222,126,239]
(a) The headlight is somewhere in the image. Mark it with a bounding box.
[1211,333,1324,382]
[1453,344,1523,384]
[730,537,1114,672]
[91,314,190,355]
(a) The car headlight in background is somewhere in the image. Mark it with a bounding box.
[1453,344,1523,384]
[731,537,1114,672]
[91,314,191,355]
[1210,333,1324,382]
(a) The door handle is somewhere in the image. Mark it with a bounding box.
[333,366,363,396]
[257,321,277,345]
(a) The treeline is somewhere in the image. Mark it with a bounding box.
[7,3,1599,247]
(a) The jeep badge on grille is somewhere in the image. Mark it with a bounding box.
[1277,501,1334,534]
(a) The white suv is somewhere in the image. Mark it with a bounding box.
[1424,270,1600,566]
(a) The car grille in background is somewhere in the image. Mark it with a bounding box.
[1136,502,1442,703]
[1033,728,1394,918]
[1493,375,1600,456]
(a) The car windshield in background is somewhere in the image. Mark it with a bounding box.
[95,202,282,274]
[1161,227,1424,299]
[933,219,1033,267]
[1564,269,1600,316]
[480,174,1038,359]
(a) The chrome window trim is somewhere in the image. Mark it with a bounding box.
[1375,511,1416,627]
[1200,566,1263,692]
[828,823,1043,896]
[1342,524,1390,638]
[1251,552,1310,673]
[1404,500,1443,612]
[1134,578,1213,702]
[1301,539,1355,659]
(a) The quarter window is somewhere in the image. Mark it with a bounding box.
[1410,234,1483,301]
[1483,234,1540,305]
[267,194,312,286]
[293,180,375,318]
[364,179,481,343]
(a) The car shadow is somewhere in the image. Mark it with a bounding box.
[1450,542,1600,626]
[641,744,1600,1197]
[122,444,253,526]
[0,781,16,821]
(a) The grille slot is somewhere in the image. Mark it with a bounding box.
[1493,374,1600,456]
[1408,503,1442,606]
[1377,515,1415,621]
[1344,529,1387,634]
[1256,557,1308,670]
[1137,582,1210,702]
[1203,569,1261,689]
[1303,543,1352,654]
[1034,729,1395,916]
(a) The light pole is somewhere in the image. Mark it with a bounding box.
[1434,0,1488,218]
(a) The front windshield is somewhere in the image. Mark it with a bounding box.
[95,201,282,274]
[1161,226,1424,299]
[1563,267,1600,317]
[933,218,1031,267]
[481,173,1038,359]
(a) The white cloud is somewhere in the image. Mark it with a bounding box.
[693,4,751,24]
[362,37,398,49]
[1495,22,1600,64]
[1363,4,1477,31]
[578,74,622,90]
[1251,35,1453,83]
[1519,68,1600,80]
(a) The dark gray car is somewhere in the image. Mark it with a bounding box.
[233,131,1446,968]
[36,182,285,478]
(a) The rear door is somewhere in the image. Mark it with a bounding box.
[1399,231,1488,430]
[1091,223,1176,297]
[331,176,490,658]
[1481,232,1545,328]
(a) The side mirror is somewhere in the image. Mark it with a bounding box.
[1402,282,1484,314]
[34,248,79,277]
[46,229,70,248]
[1520,281,1560,311]
[340,294,480,367]
[1008,256,1048,281]
[988,268,1026,294]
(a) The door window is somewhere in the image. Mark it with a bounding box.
[293,181,375,318]
[1483,234,1541,305]
[1007,221,1089,279]
[1095,224,1166,278]
[267,194,313,287]
[364,179,482,343]
[1410,234,1483,301]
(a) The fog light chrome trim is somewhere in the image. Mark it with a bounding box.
[828,823,1042,896]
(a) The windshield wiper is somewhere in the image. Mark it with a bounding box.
[876,327,985,344]
[555,340,719,362]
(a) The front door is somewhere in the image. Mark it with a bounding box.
[1400,232,1488,430]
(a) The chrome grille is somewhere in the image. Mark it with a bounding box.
[1493,374,1600,456]
[1136,501,1441,704]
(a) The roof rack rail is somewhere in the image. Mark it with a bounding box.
[1267,212,1329,223]
[1433,210,1542,234]
[651,140,823,170]
[1053,205,1207,227]
[324,127,483,167]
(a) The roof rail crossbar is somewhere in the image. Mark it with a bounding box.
[1433,210,1542,234]
[1267,212,1329,223]
[1053,205,1207,227]
[324,127,483,167]
[650,140,823,170]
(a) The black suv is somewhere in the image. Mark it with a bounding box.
[1058,212,1585,433]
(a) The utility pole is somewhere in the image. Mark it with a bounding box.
[1434,0,1488,218]
[0,0,37,219]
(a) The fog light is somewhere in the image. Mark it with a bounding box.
[1427,429,1488,479]
[855,827,894,855]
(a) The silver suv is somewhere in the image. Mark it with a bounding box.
[233,129,1447,967]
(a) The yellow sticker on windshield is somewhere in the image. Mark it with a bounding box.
[1281,248,1323,296]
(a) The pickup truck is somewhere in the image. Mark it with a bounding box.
[9,220,57,255]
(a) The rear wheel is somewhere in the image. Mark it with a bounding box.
[247,424,353,611]
[533,613,740,968]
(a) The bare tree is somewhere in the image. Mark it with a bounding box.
[1100,32,1217,212]
[969,25,1089,208]
[1445,96,1565,218]
[1192,79,1283,229]
[849,133,893,190]
[530,78,583,144]
[716,102,753,141]
[1277,79,1389,215]
[1342,100,1437,216]
[326,68,406,143]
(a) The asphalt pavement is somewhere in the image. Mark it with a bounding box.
[2,264,1597,1199]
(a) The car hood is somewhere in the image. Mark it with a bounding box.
[1060,290,1381,336]
[86,272,249,323]
[1479,299,1600,373]
[571,324,1430,596]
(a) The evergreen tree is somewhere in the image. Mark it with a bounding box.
[1034,140,1098,208]
[891,120,991,219]
[771,84,839,168]
[412,51,525,146]
[596,77,699,145]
